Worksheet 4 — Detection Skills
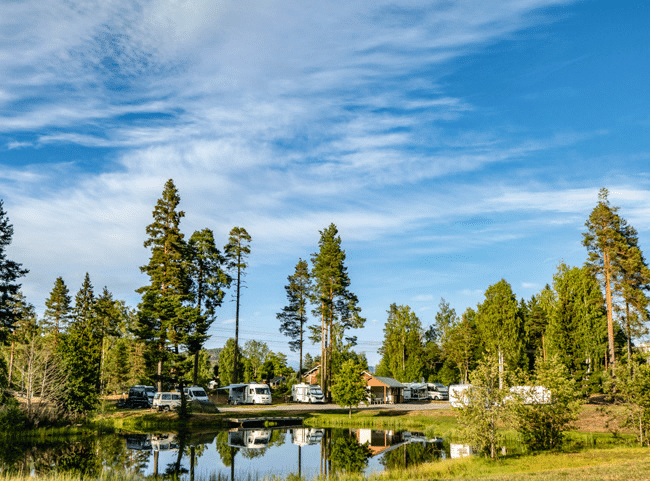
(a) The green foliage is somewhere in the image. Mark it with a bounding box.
[224,226,252,384]
[277,258,311,375]
[0,395,27,431]
[242,340,270,381]
[0,200,29,345]
[42,277,72,337]
[187,228,230,384]
[331,359,367,418]
[310,223,365,396]
[509,356,580,451]
[378,304,423,382]
[135,179,199,391]
[546,263,608,376]
[218,338,242,387]
[59,273,101,413]
[455,356,511,460]
[440,305,478,384]
[609,361,650,446]
[476,279,525,373]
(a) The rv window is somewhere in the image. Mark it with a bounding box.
[163,394,171,400]
[172,394,181,400]
[255,388,269,395]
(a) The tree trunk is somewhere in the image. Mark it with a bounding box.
[604,251,616,372]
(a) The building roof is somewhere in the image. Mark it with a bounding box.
[363,372,405,388]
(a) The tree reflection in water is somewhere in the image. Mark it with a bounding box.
[0,427,449,479]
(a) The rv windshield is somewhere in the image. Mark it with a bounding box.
[255,388,270,395]
[310,388,322,394]
[191,389,206,397]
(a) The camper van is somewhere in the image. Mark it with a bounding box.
[426,382,449,400]
[291,383,325,403]
[183,386,209,403]
[224,383,272,405]
[152,392,182,411]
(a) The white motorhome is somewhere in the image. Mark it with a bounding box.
[291,428,325,446]
[152,392,182,411]
[448,384,473,408]
[183,386,209,402]
[291,383,325,403]
[426,382,449,400]
[506,386,551,405]
[222,383,272,405]
[403,383,428,401]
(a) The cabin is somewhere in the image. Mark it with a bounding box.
[362,372,405,404]
[302,365,320,385]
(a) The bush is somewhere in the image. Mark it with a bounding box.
[509,356,579,451]
[0,396,28,432]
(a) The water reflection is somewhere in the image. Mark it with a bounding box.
[0,427,450,480]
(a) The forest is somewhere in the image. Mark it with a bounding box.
[1,182,649,434]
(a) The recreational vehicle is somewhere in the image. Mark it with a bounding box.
[222,383,272,405]
[426,382,449,400]
[183,385,209,402]
[506,385,551,405]
[403,383,428,401]
[291,383,325,403]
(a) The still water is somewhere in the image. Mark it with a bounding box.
[0,427,463,479]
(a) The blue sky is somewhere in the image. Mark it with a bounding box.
[2,0,650,367]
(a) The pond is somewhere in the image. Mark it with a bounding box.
[0,427,464,479]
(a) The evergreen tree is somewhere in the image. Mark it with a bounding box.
[615,224,650,367]
[224,227,251,385]
[218,338,242,387]
[94,287,125,394]
[546,263,608,380]
[583,188,629,371]
[310,223,364,398]
[187,228,230,385]
[135,179,197,392]
[476,279,524,387]
[0,200,29,346]
[42,277,73,338]
[59,273,101,413]
[278,259,311,377]
[376,304,423,382]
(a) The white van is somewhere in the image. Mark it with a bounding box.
[152,392,182,411]
[183,386,209,402]
[291,383,325,403]
[225,383,272,405]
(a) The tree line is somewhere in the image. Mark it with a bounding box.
[0,184,649,428]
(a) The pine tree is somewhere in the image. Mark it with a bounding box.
[0,200,29,345]
[583,188,629,371]
[615,225,650,367]
[310,223,364,398]
[59,273,101,413]
[224,227,251,385]
[278,259,311,378]
[42,277,73,339]
[443,307,478,384]
[187,228,230,385]
[94,287,124,394]
[135,179,197,392]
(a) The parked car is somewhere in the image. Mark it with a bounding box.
[152,392,182,411]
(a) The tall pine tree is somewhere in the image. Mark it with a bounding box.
[187,228,230,385]
[135,179,197,391]
[224,227,251,385]
[310,224,364,398]
[278,259,311,377]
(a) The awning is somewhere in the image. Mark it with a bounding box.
[217,384,248,390]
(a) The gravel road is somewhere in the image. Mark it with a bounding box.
[217,401,451,413]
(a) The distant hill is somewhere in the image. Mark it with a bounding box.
[204,348,221,364]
